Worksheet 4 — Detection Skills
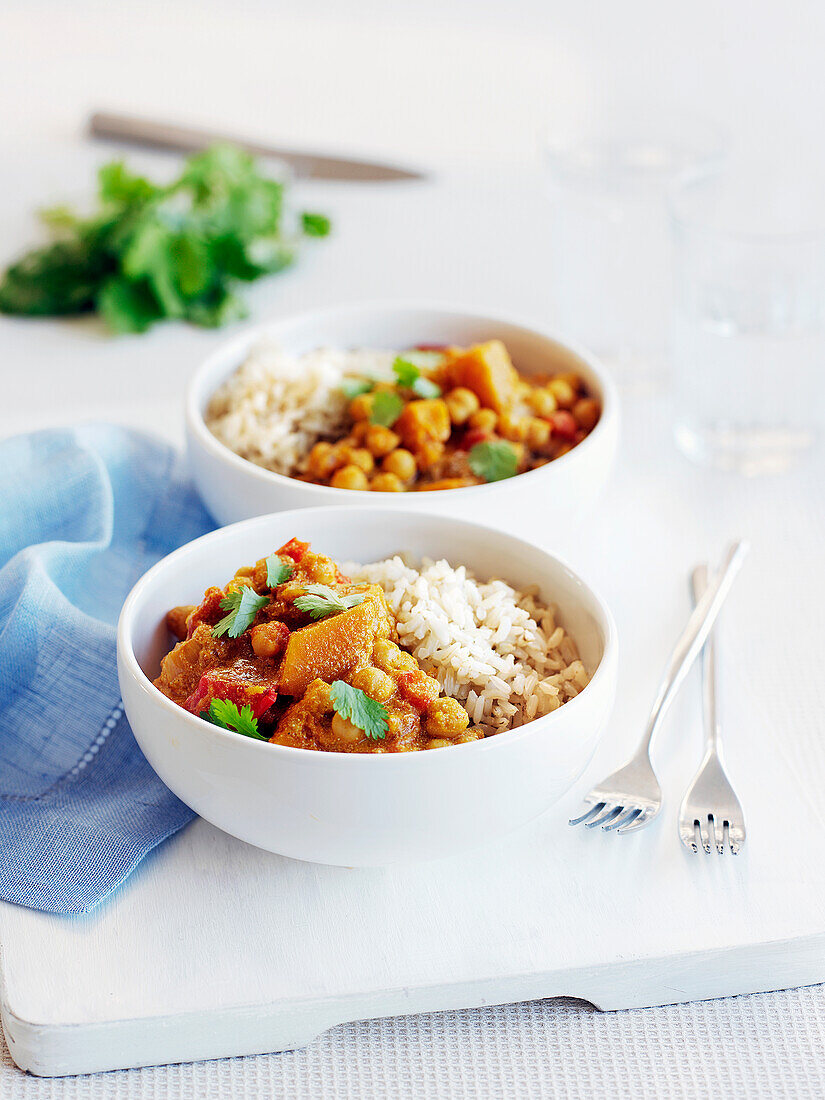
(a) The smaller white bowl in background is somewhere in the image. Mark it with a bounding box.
[185,303,619,534]
[117,507,617,866]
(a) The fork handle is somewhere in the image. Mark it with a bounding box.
[640,540,748,754]
[691,564,719,752]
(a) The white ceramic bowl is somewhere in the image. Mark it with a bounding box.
[117,508,617,866]
[185,303,619,534]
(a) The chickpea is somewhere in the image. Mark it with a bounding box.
[330,464,369,491]
[351,420,370,444]
[497,413,529,443]
[365,424,400,458]
[468,408,498,433]
[509,442,527,468]
[525,416,551,451]
[528,388,558,419]
[350,666,395,702]
[300,551,337,585]
[444,386,480,425]
[573,397,600,431]
[548,378,576,409]
[250,622,288,659]
[370,472,405,492]
[338,446,374,473]
[556,371,583,391]
[349,393,374,421]
[382,448,417,482]
[426,697,470,738]
[331,712,364,744]
[303,678,333,717]
[372,639,417,673]
[425,738,452,750]
[306,441,337,480]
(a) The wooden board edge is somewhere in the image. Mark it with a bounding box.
[4,934,825,1077]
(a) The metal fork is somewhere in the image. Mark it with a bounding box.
[678,565,747,854]
[569,540,749,835]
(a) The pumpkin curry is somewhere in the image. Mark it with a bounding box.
[155,538,479,752]
[300,340,601,492]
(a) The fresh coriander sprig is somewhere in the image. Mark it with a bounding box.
[392,357,442,398]
[212,586,270,638]
[468,440,519,483]
[265,555,294,588]
[369,390,404,427]
[0,144,332,333]
[294,584,366,621]
[330,680,389,741]
[200,698,268,740]
[340,377,374,400]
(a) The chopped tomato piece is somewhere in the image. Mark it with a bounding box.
[549,410,578,442]
[396,670,441,710]
[277,537,310,562]
[250,621,290,659]
[184,671,278,719]
[459,427,491,451]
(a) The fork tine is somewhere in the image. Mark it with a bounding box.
[603,806,640,832]
[679,822,698,852]
[712,818,725,854]
[568,802,606,827]
[616,808,652,834]
[585,804,623,829]
[728,822,746,854]
[699,816,713,853]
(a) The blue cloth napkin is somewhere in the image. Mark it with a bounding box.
[0,425,214,914]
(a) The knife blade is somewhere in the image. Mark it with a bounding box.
[88,111,426,182]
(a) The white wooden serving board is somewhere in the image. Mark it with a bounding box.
[1,152,824,1076]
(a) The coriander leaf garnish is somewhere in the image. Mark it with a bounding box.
[301,212,332,237]
[212,586,270,638]
[265,555,294,588]
[200,699,268,740]
[341,377,374,400]
[392,357,420,388]
[468,440,519,483]
[369,390,404,427]
[330,680,389,741]
[412,376,442,399]
[392,356,442,399]
[294,584,367,621]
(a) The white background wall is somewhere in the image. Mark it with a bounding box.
[4,0,823,167]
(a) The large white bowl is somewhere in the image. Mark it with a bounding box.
[185,303,619,533]
[117,508,618,866]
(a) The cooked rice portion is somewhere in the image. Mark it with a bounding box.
[345,555,590,735]
[205,341,394,476]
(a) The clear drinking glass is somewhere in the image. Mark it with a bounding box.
[670,163,825,474]
[544,111,728,374]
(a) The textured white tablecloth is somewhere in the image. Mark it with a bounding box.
[3,987,825,1098]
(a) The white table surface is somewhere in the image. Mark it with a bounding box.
[2,3,825,1087]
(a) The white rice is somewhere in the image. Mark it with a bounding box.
[205,340,395,475]
[345,555,590,735]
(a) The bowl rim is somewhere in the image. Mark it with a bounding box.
[184,300,620,501]
[117,505,618,766]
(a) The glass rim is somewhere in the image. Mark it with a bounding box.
[542,110,731,180]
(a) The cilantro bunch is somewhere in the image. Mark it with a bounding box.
[0,144,330,333]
